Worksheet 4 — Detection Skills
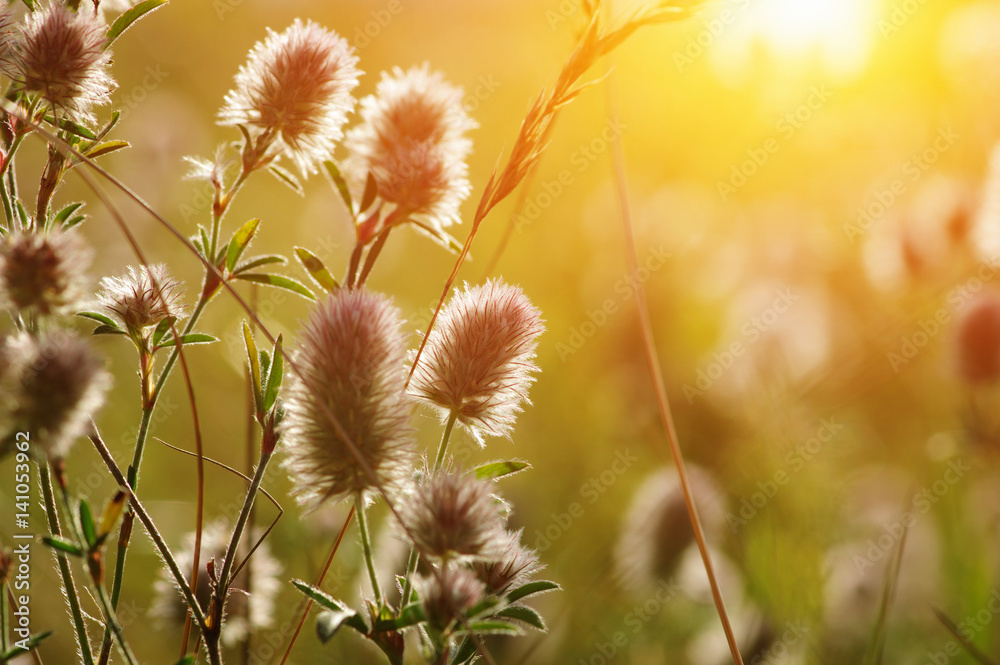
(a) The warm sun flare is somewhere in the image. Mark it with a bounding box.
[712,0,876,80]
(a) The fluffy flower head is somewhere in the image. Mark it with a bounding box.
[398,469,506,561]
[14,5,114,121]
[282,289,414,508]
[410,279,544,441]
[0,229,91,318]
[219,19,361,174]
[344,64,476,238]
[97,264,185,337]
[472,529,541,596]
[0,331,110,460]
[415,564,484,631]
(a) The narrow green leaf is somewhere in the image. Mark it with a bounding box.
[63,214,87,230]
[263,336,282,413]
[226,218,260,274]
[450,637,477,665]
[54,201,85,225]
[198,225,211,260]
[380,603,425,631]
[259,350,271,396]
[18,0,36,11]
[43,115,97,140]
[243,321,262,415]
[84,140,130,160]
[460,620,521,637]
[234,273,315,300]
[464,597,500,620]
[324,160,353,214]
[317,609,354,643]
[14,200,28,227]
[150,316,177,348]
[474,460,531,481]
[294,247,339,293]
[99,110,122,139]
[496,605,546,631]
[268,164,304,195]
[171,657,195,665]
[77,311,119,329]
[79,499,96,547]
[156,333,217,349]
[93,325,127,336]
[43,536,83,557]
[290,580,368,633]
[233,254,286,274]
[359,171,378,213]
[106,0,168,46]
[505,580,560,604]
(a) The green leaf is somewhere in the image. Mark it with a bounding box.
[77,311,119,329]
[156,333,217,349]
[43,536,83,557]
[377,603,425,631]
[324,160,353,214]
[198,225,211,260]
[14,200,28,228]
[43,115,97,140]
[459,620,521,637]
[98,110,122,139]
[243,322,262,416]
[79,499,96,548]
[0,631,53,659]
[505,580,560,604]
[450,637,477,665]
[84,140,130,160]
[233,254,286,275]
[150,316,177,348]
[93,325,127,336]
[63,215,87,230]
[171,657,195,665]
[294,247,339,294]
[268,164,304,195]
[259,350,271,396]
[496,605,546,631]
[106,0,168,46]
[55,202,85,225]
[18,0,36,11]
[317,609,356,643]
[359,171,378,213]
[226,218,260,273]
[464,597,500,620]
[234,273,315,300]
[290,580,368,633]
[263,336,282,413]
[474,460,531,481]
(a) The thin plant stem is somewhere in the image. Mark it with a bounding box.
[39,464,95,665]
[355,493,383,607]
[88,428,207,629]
[277,506,355,665]
[0,582,7,655]
[218,447,272,593]
[604,74,744,665]
[91,577,139,665]
[399,411,458,608]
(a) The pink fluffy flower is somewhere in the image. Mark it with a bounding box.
[410,280,544,441]
[282,289,414,508]
[219,19,361,174]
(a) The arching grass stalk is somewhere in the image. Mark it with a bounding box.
[355,492,383,607]
[604,70,744,665]
[398,411,458,610]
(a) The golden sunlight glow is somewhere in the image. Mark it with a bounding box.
[710,0,877,81]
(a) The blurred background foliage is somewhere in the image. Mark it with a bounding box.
[6,0,1000,663]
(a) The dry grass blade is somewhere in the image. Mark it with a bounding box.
[604,70,744,664]
[932,607,999,665]
[406,0,699,389]
[865,509,910,665]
